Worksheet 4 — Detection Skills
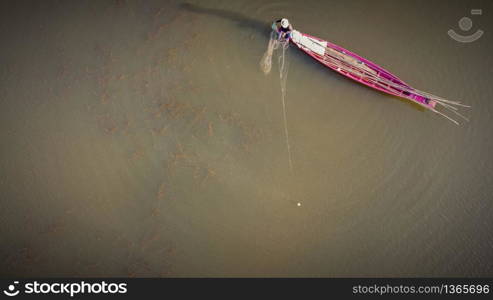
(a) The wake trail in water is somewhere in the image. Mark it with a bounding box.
[260,31,293,173]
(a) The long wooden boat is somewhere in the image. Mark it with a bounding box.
[288,30,469,124]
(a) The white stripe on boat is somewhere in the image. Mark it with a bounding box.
[291,30,327,56]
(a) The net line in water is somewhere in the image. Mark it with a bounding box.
[278,37,293,173]
[260,31,293,173]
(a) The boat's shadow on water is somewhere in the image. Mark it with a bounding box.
[180,3,271,36]
[180,3,424,113]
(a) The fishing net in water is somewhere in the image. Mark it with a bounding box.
[260,31,289,75]
[261,30,302,203]
[259,31,276,74]
[260,30,293,172]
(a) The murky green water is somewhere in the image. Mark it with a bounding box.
[1,0,492,277]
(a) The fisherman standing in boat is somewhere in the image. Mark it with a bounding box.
[272,18,293,40]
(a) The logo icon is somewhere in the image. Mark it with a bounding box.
[448,9,483,43]
[3,281,20,297]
